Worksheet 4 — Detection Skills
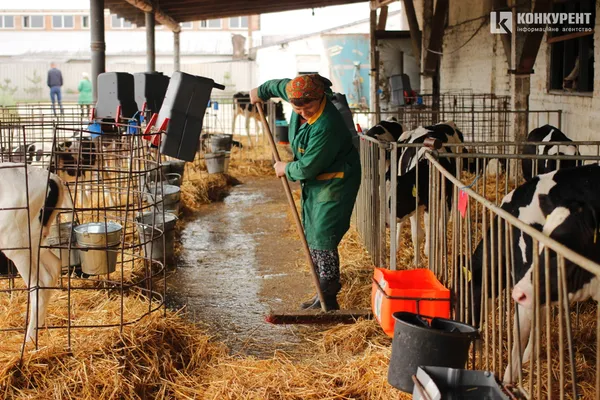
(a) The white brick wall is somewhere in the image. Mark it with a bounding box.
[423,0,600,142]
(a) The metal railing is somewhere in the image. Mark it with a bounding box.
[426,149,600,399]
[355,127,600,398]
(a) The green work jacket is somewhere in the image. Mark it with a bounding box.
[78,79,93,104]
[258,79,361,250]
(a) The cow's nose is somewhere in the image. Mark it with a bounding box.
[512,286,529,306]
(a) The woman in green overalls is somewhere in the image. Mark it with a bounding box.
[250,74,361,310]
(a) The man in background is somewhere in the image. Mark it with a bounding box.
[47,62,63,116]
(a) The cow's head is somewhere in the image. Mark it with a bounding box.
[8,143,37,164]
[512,196,598,309]
[53,138,97,177]
[365,117,403,143]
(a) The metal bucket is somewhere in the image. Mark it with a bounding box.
[144,183,181,215]
[165,173,182,187]
[210,134,233,152]
[147,163,171,183]
[135,211,178,264]
[145,172,181,187]
[46,221,80,272]
[205,151,230,174]
[163,160,186,181]
[74,222,122,275]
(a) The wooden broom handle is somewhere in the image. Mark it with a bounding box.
[256,103,327,312]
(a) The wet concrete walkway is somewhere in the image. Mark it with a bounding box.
[166,177,313,357]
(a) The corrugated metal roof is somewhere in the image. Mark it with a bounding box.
[105,0,368,27]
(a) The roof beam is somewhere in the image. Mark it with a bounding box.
[492,0,511,67]
[122,0,181,32]
[514,0,552,74]
[160,0,365,20]
[402,0,421,65]
[377,6,388,30]
[423,0,448,76]
[370,0,396,10]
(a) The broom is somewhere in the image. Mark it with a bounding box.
[256,103,371,324]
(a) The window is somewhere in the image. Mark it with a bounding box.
[52,15,74,29]
[82,15,89,28]
[22,15,44,29]
[549,0,595,93]
[180,21,193,29]
[0,15,15,29]
[229,16,248,29]
[111,14,133,29]
[200,19,221,28]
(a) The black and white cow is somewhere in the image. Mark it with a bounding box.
[522,125,580,181]
[1,143,45,165]
[365,117,403,143]
[232,92,285,145]
[0,163,72,343]
[470,164,600,383]
[393,121,468,266]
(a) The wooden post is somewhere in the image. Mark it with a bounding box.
[510,0,552,144]
[420,0,433,93]
[370,10,381,122]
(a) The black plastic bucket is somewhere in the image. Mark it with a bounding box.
[388,311,479,393]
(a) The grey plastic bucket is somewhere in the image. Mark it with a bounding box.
[145,183,181,215]
[46,221,80,272]
[412,366,508,400]
[74,222,122,275]
[205,151,230,174]
[210,134,233,152]
[135,212,178,264]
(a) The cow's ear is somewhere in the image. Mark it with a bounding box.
[389,116,398,122]
[538,194,555,216]
[35,149,44,162]
[64,141,72,148]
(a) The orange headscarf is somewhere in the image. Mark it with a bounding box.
[285,74,326,100]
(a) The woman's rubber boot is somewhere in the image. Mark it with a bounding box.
[300,280,341,311]
[300,294,319,309]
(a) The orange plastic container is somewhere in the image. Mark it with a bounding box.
[371,268,451,337]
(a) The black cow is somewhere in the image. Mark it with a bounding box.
[522,125,580,181]
[470,164,600,383]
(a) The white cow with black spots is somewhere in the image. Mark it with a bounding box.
[0,163,72,343]
[470,164,600,383]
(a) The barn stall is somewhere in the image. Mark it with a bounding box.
[0,2,597,398]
